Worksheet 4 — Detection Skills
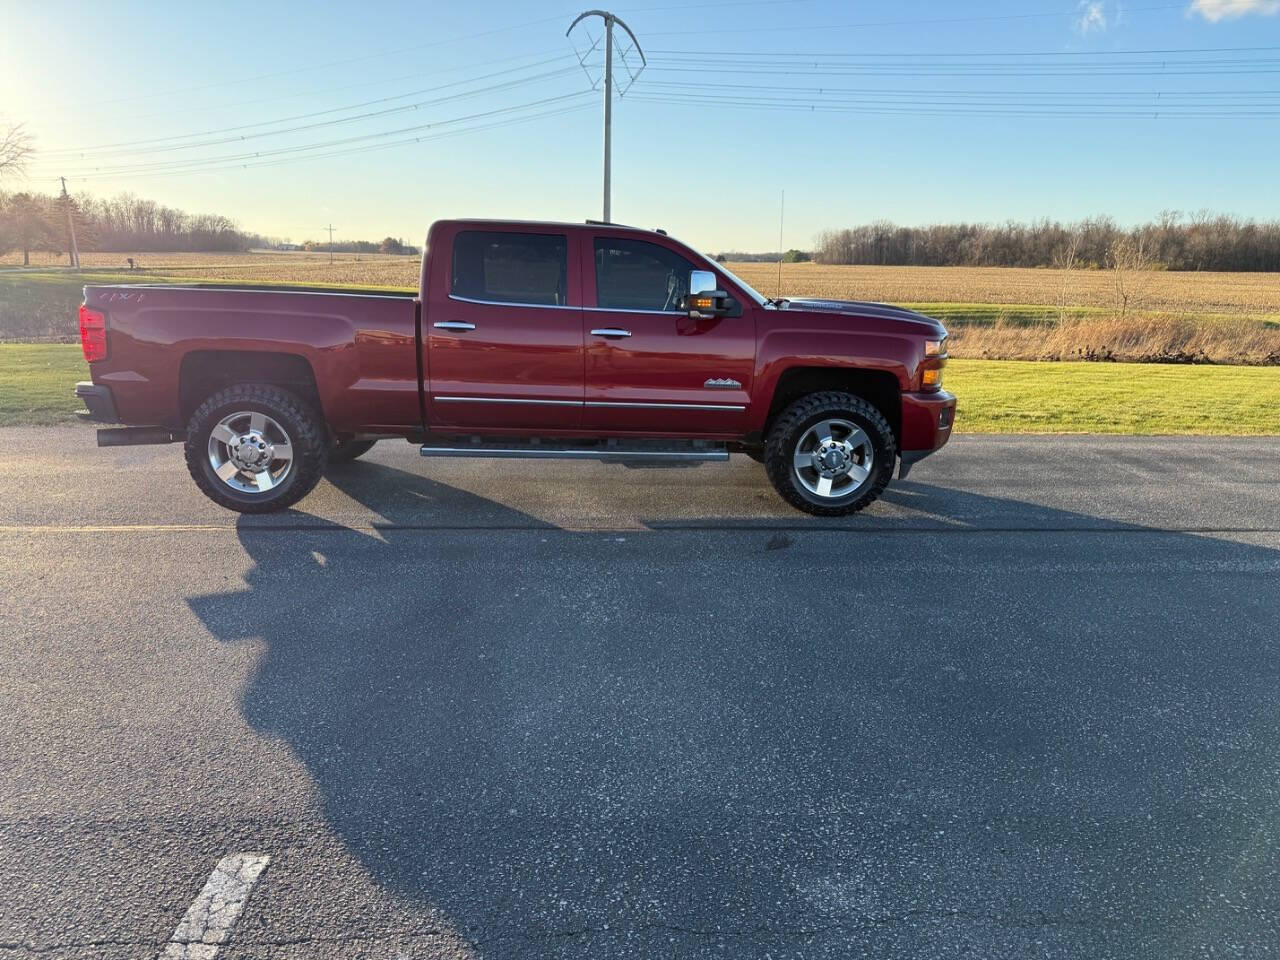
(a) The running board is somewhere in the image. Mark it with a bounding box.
[420,438,728,463]
[96,427,185,446]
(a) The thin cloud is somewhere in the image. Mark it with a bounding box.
[1189,0,1280,20]
[1075,1,1110,33]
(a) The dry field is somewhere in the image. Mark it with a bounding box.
[0,250,422,288]
[736,261,1280,364]
[3,252,1279,361]
[732,261,1280,319]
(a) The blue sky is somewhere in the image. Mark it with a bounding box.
[3,0,1279,251]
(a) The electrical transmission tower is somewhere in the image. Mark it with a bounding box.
[567,10,646,223]
[323,223,336,264]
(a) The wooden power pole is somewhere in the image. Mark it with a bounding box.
[60,177,80,269]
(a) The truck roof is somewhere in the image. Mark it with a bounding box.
[438,218,668,236]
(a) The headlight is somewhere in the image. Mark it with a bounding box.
[925,337,947,357]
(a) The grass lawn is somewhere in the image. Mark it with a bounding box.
[946,359,1280,434]
[0,343,90,426]
[1,344,1276,434]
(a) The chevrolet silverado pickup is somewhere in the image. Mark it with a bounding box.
[75,219,955,515]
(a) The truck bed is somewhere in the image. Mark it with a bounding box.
[82,283,422,434]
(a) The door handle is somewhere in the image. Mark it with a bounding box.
[434,321,476,331]
[591,327,631,339]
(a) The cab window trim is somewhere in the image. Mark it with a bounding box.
[448,293,578,311]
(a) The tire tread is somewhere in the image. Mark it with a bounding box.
[184,383,328,513]
[763,390,896,516]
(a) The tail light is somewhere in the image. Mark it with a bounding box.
[79,304,107,362]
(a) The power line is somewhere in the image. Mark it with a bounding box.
[45,11,584,112]
[628,91,1280,118]
[35,99,597,183]
[640,63,1280,78]
[35,61,580,160]
[637,79,1280,99]
[37,91,594,178]
[645,44,1280,58]
[35,48,573,132]
[640,3,1187,36]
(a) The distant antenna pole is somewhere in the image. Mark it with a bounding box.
[60,176,80,269]
[776,189,785,297]
[568,10,646,223]
[324,223,336,264]
[603,17,613,222]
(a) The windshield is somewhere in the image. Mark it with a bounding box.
[694,250,769,306]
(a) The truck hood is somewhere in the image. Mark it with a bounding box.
[778,298,946,335]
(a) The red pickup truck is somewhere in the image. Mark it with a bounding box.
[75,219,954,516]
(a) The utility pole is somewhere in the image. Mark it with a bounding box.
[324,224,336,264]
[567,10,646,223]
[776,189,785,298]
[60,176,80,269]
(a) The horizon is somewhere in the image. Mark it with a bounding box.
[4,0,1280,250]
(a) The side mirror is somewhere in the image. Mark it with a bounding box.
[690,270,718,295]
[684,269,730,319]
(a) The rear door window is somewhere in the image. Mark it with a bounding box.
[594,237,695,312]
[451,231,568,306]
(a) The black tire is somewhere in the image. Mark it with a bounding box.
[328,437,378,463]
[184,383,328,514]
[764,391,896,516]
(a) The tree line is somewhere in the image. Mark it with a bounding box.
[812,213,1280,272]
[0,188,423,265]
[0,190,255,264]
[293,237,419,255]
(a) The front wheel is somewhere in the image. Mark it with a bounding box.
[184,383,328,513]
[764,391,896,516]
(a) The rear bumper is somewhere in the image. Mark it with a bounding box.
[898,389,956,479]
[75,382,119,423]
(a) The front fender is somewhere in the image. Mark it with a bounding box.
[748,329,918,434]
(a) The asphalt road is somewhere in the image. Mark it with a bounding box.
[2,428,1278,959]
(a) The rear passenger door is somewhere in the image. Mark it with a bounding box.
[425,228,583,431]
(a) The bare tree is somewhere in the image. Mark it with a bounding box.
[1108,235,1154,321]
[1053,228,1082,324]
[0,123,33,181]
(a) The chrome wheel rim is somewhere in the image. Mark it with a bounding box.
[207,410,294,494]
[792,418,873,500]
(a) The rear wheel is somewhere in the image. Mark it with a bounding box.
[328,436,378,463]
[184,383,327,513]
[764,391,895,516]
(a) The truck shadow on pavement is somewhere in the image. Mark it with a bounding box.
[187,460,1280,959]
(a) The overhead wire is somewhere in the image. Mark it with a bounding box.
[34,60,581,160]
[31,92,597,181]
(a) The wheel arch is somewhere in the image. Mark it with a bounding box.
[764,366,901,444]
[179,350,323,425]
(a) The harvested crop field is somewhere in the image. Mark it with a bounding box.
[3,252,1278,362]
[731,261,1280,319]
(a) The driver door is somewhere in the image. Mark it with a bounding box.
[582,234,755,435]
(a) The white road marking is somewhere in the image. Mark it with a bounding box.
[159,853,270,959]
